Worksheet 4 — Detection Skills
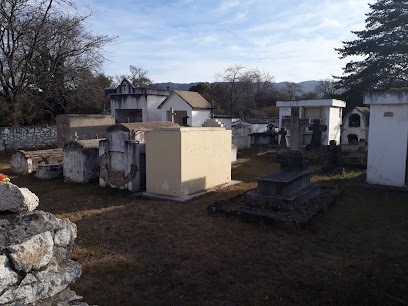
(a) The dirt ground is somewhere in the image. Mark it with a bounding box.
[1,148,407,305]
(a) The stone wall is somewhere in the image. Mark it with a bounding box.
[0,126,57,151]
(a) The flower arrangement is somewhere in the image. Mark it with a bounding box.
[0,173,10,183]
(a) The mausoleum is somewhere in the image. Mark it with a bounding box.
[364,91,408,187]
[105,79,171,123]
[276,99,346,147]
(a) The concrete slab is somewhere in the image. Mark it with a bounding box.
[138,180,241,202]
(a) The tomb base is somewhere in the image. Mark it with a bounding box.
[245,184,320,211]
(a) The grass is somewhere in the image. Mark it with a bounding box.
[1,148,407,305]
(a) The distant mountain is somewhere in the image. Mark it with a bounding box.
[154,80,320,93]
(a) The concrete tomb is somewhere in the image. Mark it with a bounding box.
[35,163,64,180]
[99,121,179,192]
[277,99,346,147]
[63,139,101,183]
[341,107,370,153]
[56,113,115,147]
[145,126,232,197]
[245,150,320,211]
[10,148,63,175]
[364,91,408,187]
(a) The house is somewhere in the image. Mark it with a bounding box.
[157,90,212,127]
[105,79,171,123]
[276,99,346,146]
[341,107,370,152]
[364,91,408,187]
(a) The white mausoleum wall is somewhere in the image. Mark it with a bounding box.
[160,95,193,124]
[366,104,408,186]
[191,109,211,127]
[0,126,57,151]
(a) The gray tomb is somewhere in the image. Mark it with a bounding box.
[245,150,320,211]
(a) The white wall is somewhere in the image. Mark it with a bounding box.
[341,109,369,145]
[251,124,268,134]
[327,107,342,145]
[191,110,211,127]
[147,96,167,121]
[160,95,193,125]
[367,104,408,187]
[111,94,167,123]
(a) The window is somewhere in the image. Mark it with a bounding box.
[349,114,360,127]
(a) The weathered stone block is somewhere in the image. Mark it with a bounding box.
[0,183,39,212]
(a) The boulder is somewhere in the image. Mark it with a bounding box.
[0,183,39,212]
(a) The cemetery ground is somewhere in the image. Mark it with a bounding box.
[1,148,407,305]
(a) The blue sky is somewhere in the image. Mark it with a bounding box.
[77,0,372,83]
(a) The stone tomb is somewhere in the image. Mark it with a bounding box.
[245,150,320,211]
[10,148,63,175]
[99,121,179,192]
[63,139,101,183]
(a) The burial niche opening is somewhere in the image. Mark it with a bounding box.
[347,134,359,145]
[349,114,361,127]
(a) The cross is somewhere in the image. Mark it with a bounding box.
[169,107,176,123]
[72,132,79,141]
[309,119,327,148]
[278,128,287,147]
[281,107,311,150]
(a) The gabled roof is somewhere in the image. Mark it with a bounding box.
[157,90,212,109]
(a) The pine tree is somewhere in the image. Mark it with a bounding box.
[336,0,408,108]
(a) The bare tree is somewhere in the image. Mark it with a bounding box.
[0,0,115,125]
[314,79,342,98]
[282,82,303,101]
[215,65,275,114]
[116,65,154,88]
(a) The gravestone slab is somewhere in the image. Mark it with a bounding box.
[245,150,320,211]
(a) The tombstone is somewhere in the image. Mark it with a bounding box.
[308,119,327,149]
[10,149,63,175]
[278,128,287,147]
[244,150,320,211]
[321,140,344,174]
[63,139,101,183]
[281,107,310,150]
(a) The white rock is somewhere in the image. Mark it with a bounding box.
[7,231,54,272]
[0,255,19,292]
[0,261,82,305]
[0,183,39,212]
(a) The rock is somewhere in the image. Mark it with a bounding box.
[1,208,83,305]
[0,255,19,292]
[0,183,39,212]
[0,261,82,305]
[7,231,54,272]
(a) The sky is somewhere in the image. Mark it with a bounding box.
[76,0,372,83]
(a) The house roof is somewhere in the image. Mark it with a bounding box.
[157,90,212,109]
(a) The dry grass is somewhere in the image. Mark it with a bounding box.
[0,149,407,305]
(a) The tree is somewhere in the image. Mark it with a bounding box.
[335,0,408,108]
[282,82,303,100]
[117,65,154,87]
[0,0,114,125]
[214,65,275,115]
[189,82,230,113]
[314,79,342,98]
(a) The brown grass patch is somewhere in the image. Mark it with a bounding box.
[0,148,407,305]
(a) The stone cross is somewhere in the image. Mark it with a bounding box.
[278,128,287,147]
[72,132,79,141]
[309,119,327,148]
[281,107,310,150]
[169,107,176,123]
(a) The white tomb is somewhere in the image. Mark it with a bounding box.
[364,91,408,187]
[276,99,346,146]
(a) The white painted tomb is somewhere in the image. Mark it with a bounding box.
[364,91,408,187]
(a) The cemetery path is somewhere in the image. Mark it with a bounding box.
[0,149,407,305]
